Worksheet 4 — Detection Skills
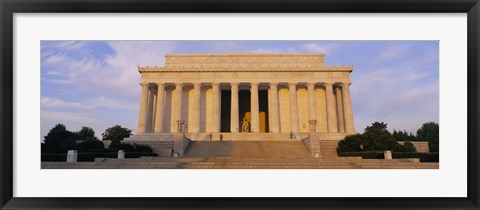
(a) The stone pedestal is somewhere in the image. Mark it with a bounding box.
[384,150,393,159]
[66,150,77,163]
[118,150,125,159]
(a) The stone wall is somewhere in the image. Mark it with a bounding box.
[398,141,430,153]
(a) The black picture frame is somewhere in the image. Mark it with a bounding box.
[1,0,479,209]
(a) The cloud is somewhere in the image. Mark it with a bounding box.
[86,96,137,110]
[41,96,136,111]
[41,97,89,109]
[43,53,67,65]
[43,78,75,84]
[45,70,63,76]
[301,43,325,52]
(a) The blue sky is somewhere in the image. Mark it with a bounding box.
[41,41,439,139]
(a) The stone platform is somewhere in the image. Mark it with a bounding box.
[124,133,347,158]
[42,157,439,169]
[125,132,348,141]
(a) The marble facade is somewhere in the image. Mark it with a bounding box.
[135,53,355,139]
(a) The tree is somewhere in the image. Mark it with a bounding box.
[337,134,364,152]
[362,122,397,151]
[337,122,416,153]
[75,126,98,140]
[364,122,389,136]
[102,124,132,141]
[42,124,75,153]
[392,130,417,141]
[416,122,439,152]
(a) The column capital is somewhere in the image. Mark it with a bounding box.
[193,82,202,88]
[324,82,334,87]
[270,82,278,86]
[307,83,316,88]
[174,82,183,87]
[288,82,297,87]
[250,82,259,87]
[156,82,165,87]
[140,82,149,86]
[341,82,351,88]
[211,82,220,87]
[230,82,239,87]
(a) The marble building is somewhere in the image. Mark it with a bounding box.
[125,53,356,155]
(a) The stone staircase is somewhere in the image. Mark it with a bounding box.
[42,157,439,169]
[319,141,341,159]
[184,141,310,159]
[194,133,308,141]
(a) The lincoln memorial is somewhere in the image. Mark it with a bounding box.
[124,53,356,157]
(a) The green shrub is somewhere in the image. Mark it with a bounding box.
[60,137,77,152]
[108,140,135,151]
[134,144,153,153]
[392,141,416,152]
[125,152,158,158]
[109,141,153,153]
[392,130,418,141]
[41,153,67,162]
[337,134,364,153]
[339,151,384,159]
[337,122,417,153]
[76,140,105,152]
[416,122,439,152]
[41,152,158,162]
[338,151,439,162]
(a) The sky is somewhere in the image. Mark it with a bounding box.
[41,41,439,139]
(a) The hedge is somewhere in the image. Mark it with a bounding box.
[42,152,158,162]
[338,152,439,162]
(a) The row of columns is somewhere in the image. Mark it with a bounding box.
[137,82,355,134]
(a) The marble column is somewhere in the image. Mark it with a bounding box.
[307,83,317,128]
[146,88,155,132]
[269,83,280,133]
[174,83,183,128]
[325,83,338,133]
[289,83,300,133]
[191,83,201,133]
[212,83,221,132]
[342,83,356,133]
[137,83,149,134]
[335,86,346,133]
[154,83,165,133]
[230,82,239,133]
[250,82,260,133]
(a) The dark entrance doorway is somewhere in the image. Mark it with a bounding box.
[220,89,269,133]
[220,90,231,132]
[258,90,269,133]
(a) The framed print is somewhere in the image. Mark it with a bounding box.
[1,0,479,209]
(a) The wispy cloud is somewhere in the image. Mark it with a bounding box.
[41,96,136,111]
[41,97,89,109]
